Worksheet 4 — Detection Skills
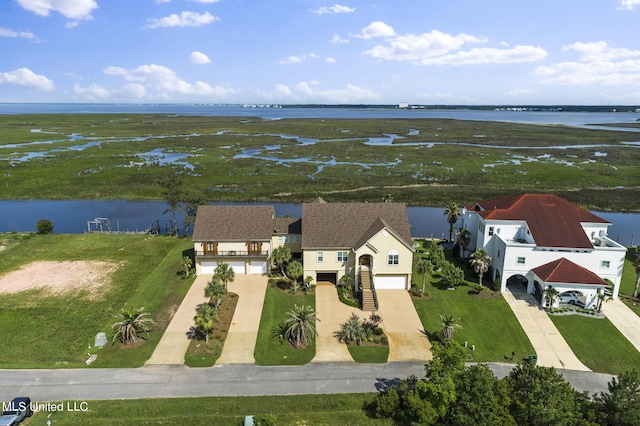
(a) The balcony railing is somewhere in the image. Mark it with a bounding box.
[195,250,268,258]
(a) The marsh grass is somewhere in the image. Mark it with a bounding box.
[1,115,638,210]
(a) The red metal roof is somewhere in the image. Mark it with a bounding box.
[470,194,609,248]
[532,258,606,286]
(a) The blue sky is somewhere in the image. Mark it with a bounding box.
[1,0,640,104]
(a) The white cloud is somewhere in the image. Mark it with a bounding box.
[73,83,110,99]
[17,0,98,20]
[618,0,640,10]
[326,57,336,63]
[312,4,356,15]
[280,53,320,64]
[352,21,395,39]
[536,41,640,86]
[0,27,37,39]
[188,0,221,3]
[331,34,348,44]
[256,81,378,103]
[419,45,547,66]
[190,51,211,64]
[156,0,171,3]
[509,88,534,96]
[0,68,55,91]
[65,21,79,29]
[146,11,219,29]
[103,64,235,98]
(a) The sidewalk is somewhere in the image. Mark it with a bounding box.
[216,275,268,364]
[503,290,590,371]
[601,299,640,352]
[145,274,210,365]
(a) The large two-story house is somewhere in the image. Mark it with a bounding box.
[458,193,626,308]
[192,199,414,295]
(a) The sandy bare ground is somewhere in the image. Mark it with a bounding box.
[0,261,119,298]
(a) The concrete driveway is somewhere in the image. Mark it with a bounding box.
[216,274,268,364]
[601,299,640,352]
[312,282,364,362]
[146,274,210,365]
[376,290,433,362]
[503,290,590,371]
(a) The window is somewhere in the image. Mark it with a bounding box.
[337,251,348,262]
[295,235,301,243]
[601,260,610,269]
[488,226,494,236]
[317,251,324,262]
[277,236,285,243]
[388,250,399,265]
[517,257,526,265]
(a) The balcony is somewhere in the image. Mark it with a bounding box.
[195,250,269,258]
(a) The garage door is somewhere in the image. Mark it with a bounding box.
[316,272,337,285]
[200,261,217,274]
[228,261,246,274]
[375,275,407,290]
[249,261,267,274]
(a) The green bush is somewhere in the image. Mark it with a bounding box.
[338,286,359,308]
[36,219,54,234]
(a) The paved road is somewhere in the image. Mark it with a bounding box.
[0,363,614,402]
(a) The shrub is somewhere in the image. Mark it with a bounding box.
[36,219,54,234]
[380,335,389,345]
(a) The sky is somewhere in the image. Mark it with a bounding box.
[1,0,640,105]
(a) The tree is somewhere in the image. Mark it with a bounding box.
[416,258,433,294]
[204,276,226,302]
[36,219,54,234]
[596,369,640,426]
[428,244,447,270]
[214,263,235,291]
[181,189,206,236]
[442,261,465,289]
[181,255,193,278]
[456,228,471,257]
[440,314,461,340]
[286,260,303,293]
[283,304,318,349]
[543,286,560,311]
[334,313,368,345]
[110,306,154,345]
[632,247,640,298]
[505,362,588,426]
[272,245,292,277]
[383,193,394,203]
[304,275,314,292]
[193,303,218,344]
[158,169,183,236]
[338,274,353,288]
[469,249,492,287]
[444,202,461,242]
[446,364,515,426]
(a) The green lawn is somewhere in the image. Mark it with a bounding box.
[26,394,388,426]
[0,233,193,368]
[549,314,640,374]
[412,257,535,363]
[254,280,316,365]
[348,344,389,363]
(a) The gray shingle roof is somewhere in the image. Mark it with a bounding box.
[192,205,275,241]
[301,202,412,249]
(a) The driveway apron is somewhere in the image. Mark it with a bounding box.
[376,290,433,362]
[216,275,268,364]
[503,290,590,371]
[601,299,640,352]
[146,274,210,365]
[312,282,364,362]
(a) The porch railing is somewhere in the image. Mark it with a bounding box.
[195,250,268,258]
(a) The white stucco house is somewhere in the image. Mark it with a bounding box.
[458,193,627,308]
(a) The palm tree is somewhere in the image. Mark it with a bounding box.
[469,249,493,287]
[181,255,193,277]
[543,286,560,311]
[632,247,640,298]
[383,193,394,203]
[456,228,471,258]
[439,314,460,340]
[334,313,367,345]
[272,246,292,277]
[416,258,433,294]
[204,276,226,303]
[214,263,235,291]
[283,304,319,349]
[596,289,606,313]
[193,303,218,343]
[444,202,461,242]
[286,260,304,293]
[111,307,154,345]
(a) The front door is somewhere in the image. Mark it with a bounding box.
[204,242,217,255]
[248,241,262,255]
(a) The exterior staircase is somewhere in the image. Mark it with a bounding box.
[360,267,378,311]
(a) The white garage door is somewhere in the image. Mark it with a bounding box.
[249,261,267,274]
[228,261,246,274]
[375,275,407,290]
[200,261,217,274]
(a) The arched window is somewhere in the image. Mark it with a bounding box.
[387,249,399,265]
